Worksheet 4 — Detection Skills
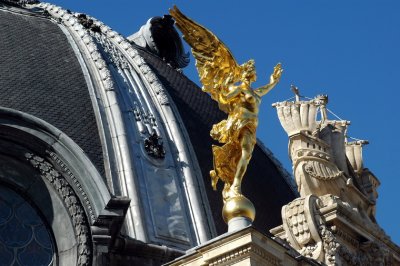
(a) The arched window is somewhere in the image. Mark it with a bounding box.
[0,185,55,266]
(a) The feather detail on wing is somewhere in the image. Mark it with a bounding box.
[169,6,241,111]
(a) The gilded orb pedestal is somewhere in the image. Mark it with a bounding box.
[222,195,256,232]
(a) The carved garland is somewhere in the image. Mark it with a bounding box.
[25,153,92,266]
[318,223,393,265]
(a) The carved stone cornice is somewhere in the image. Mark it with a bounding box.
[207,243,280,266]
[164,227,313,266]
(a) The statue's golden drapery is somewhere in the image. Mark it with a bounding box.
[170,6,282,226]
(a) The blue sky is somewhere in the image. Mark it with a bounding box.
[49,0,400,244]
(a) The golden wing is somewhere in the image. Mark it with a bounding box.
[169,6,241,108]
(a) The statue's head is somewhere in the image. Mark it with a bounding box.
[241,59,256,83]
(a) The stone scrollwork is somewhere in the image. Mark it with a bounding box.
[25,153,92,266]
[274,96,349,199]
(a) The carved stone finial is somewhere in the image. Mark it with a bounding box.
[345,140,369,174]
[314,94,328,123]
[271,93,400,265]
[272,98,319,136]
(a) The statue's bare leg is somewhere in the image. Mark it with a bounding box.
[229,129,254,197]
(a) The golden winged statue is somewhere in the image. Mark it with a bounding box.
[170,6,282,223]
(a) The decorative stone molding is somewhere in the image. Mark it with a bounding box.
[207,244,252,266]
[164,227,308,266]
[207,243,280,266]
[34,2,216,248]
[25,153,92,266]
[48,151,96,223]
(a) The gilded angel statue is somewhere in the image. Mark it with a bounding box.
[170,7,282,208]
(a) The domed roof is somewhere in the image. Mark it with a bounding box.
[0,0,296,253]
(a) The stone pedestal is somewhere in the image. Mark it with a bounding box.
[164,227,314,266]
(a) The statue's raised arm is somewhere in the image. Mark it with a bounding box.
[255,63,283,97]
[170,6,282,230]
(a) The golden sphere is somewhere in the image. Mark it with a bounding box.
[222,195,256,223]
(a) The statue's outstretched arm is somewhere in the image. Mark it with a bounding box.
[255,63,283,97]
[254,83,276,97]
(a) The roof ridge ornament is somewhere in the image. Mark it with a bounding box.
[128,15,190,69]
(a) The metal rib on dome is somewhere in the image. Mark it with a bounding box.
[36,2,216,249]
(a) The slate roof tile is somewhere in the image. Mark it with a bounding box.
[0,8,105,178]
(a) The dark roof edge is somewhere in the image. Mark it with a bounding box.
[256,139,299,195]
